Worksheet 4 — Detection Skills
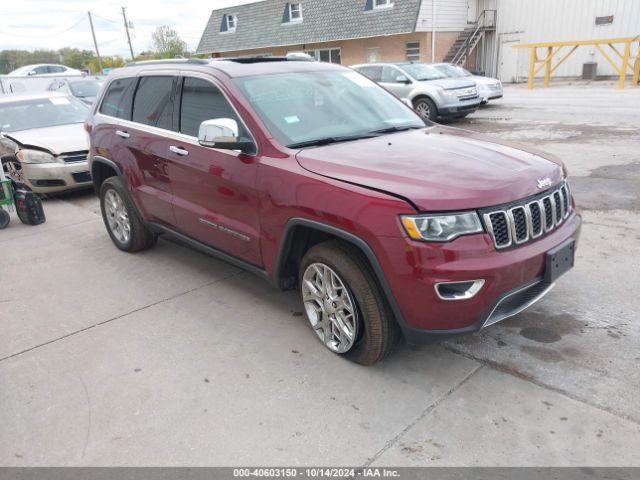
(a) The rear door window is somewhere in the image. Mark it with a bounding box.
[99,77,137,120]
[179,77,246,138]
[356,66,382,82]
[132,76,176,131]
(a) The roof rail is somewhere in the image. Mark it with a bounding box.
[123,58,210,67]
[213,53,315,64]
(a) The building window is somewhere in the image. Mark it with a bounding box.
[374,0,393,9]
[307,48,341,64]
[289,3,302,22]
[226,14,237,32]
[406,42,420,61]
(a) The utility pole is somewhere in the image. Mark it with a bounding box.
[87,11,103,73]
[122,7,135,60]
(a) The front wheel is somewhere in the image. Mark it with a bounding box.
[0,209,9,229]
[413,97,437,122]
[299,240,400,365]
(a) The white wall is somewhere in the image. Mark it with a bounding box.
[494,0,640,80]
[416,0,470,32]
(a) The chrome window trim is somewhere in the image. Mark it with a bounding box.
[94,70,259,156]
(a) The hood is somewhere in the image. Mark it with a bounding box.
[422,77,476,90]
[470,75,500,86]
[5,123,88,155]
[295,126,564,211]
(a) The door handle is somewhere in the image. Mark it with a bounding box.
[115,130,130,139]
[169,145,189,156]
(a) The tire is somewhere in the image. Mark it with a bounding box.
[299,240,400,365]
[0,209,9,229]
[413,97,438,122]
[99,176,156,252]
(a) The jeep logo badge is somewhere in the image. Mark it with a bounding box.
[537,178,552,189]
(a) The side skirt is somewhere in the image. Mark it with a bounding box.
[147,222,275,288]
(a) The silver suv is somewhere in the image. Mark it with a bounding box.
[352,62,481,121]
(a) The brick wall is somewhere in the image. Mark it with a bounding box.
[211,31,460,65]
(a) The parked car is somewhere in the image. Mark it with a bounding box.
[432,63,503,104]
[0,93,92,193]
[352,62,481,121]
[7,64,84,77]
[47,77,105,105]
[86,58,580,365]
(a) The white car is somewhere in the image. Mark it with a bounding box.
[0,93,91,194]
[7,64,84,77]
[432,63,503,104]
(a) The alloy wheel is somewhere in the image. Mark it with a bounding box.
[302,262,358,353]
[104,189,131,244]
[415,101,430,120]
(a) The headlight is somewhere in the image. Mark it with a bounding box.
[401,212,483,242]
[17,149,56,164]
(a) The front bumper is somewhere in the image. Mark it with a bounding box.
[438,98,482,118]
[21,161,92,193]
[376,211,582,344]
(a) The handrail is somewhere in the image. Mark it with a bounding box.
[451,9,496,65]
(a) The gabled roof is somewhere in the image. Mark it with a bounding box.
[197,0,422,54]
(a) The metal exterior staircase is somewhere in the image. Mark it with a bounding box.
[444,9,496,66]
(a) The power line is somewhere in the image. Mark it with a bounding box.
[0,14,86,39]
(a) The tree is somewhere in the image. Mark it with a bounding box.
[87,56,126,74]
[151,26,187,59]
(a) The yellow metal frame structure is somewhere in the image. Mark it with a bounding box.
[513,37,640,89]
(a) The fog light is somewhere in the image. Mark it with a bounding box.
[435,279,485,300]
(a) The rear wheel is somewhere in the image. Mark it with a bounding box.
[413,97,437,122]
[299,240,400,365]
[100,176,156,252]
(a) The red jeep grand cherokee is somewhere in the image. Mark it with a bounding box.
[87,57,581,365]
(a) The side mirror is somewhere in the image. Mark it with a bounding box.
[198,118,255,154]
[27,70,37,76]
[395,75,410,84]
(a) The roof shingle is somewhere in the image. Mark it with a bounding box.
[197,0,422,54]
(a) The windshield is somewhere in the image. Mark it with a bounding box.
[400,64,447,81]
[0,96,89,132]
[434,64,472,78]
[69,80,101,98]
[234,70,424,147]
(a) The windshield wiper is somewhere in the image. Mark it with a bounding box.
[369,125,422,135]
[287,133,377,149]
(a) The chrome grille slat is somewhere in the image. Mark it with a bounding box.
[482,182,573,250]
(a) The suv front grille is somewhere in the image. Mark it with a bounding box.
[482,182,572,250]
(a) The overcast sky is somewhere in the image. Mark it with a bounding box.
[0,0,258,57]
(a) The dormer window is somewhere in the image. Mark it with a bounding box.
[225,14,237,32]
[289,3,302,21]
[374,0,393,9]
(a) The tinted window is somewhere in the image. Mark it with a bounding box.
[33,66,49,74]
[356,66,382,82]
[49,66,66,73]
[380,66,401,83]
[132,76,176,130]
[99,77,137,119]
[180,77,245,137]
